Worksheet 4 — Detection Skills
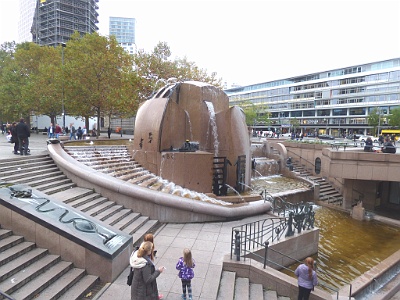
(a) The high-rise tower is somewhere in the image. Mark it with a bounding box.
[109,17,136,54]
[31,0,99,46]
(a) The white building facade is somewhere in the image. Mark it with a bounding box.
[225,58,400,137]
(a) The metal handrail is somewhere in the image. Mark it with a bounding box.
[0,291,15,300]
[230,211,353,300]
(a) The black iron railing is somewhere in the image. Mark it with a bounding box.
[0,290,15,300]
[230,196,353,300]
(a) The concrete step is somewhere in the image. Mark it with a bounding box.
[0,235,26,252]
[122,215,150,235]
[234,277,249,299]
[102,208,133,226]
[33,268,86,300]
[0,254,61,295]
[8,260,73,299]
[0,156,51,168]
[56,274,100,300]
[0,247,48,282]
[264,290,278,300]
[250,283,264,300]
[0,166,60,182]
[217,271,235,300]
[38,182,77,195]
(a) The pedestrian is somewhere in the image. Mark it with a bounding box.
[10,122,19,154]
[70,123,76,140]
[294,257,318,300]
[130,241,164,300]
[143,233,157,261]
[76,126,83,140]
[48,123,55,139]
[15,118,30,155]
[55,124,62,139]
[107,127,111,139]
[176,248,195,300]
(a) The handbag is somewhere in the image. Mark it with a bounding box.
[127,267,134,286]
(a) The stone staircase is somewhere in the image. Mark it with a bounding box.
[0,225,100,300]
[291,161,343,206]
[216,271,290,300]
[0,154,160,299]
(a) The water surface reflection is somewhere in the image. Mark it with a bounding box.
[283,206,400,290]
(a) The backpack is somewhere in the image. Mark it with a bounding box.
[71,126,76,133]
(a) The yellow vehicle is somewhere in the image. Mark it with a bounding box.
[381,129,400,141]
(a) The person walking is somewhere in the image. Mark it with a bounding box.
[15,118,30,155]
[176,248,195,300]
[130,241,164,300]
[294,257,318,300]
[55,124,62,139]
[10,122,19,154]
[48,123,55,139]
[70,123,76,140]
[107,127,111,139]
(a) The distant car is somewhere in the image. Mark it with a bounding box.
[280,133,291,138]
[358,135,379,143]
[318,134,335,140]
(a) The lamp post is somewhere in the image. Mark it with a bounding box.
[120,117,123,137]
[377,107,384,137]
[61,43,66,131]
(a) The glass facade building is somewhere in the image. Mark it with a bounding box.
[225,58,400,137]
[109,17,136,55]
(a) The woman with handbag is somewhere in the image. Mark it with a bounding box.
[130,241,165,300]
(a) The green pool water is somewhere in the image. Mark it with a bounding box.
[282,206,400,290]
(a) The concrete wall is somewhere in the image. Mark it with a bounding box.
[0,193,132,283]
[223,255,334,300]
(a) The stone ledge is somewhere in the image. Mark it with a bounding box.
[0,184,132,282]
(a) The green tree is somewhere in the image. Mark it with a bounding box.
[368,107,385,135]
[290,117,300,133]
[388,107,400,128]
[240,100,270,127]
[133,42,222,101]
[63,32,138,136]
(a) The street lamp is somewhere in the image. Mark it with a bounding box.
[61,43,66,131]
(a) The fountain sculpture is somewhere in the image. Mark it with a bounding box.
[132,80,251,196]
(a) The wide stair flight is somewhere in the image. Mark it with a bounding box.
[0,154,159,299]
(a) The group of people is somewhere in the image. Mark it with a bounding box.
[7,118,31,155]
[365,135,397,153]
[129,233,195,300]
[129,232,317,300]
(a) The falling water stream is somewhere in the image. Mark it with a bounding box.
[205,101,219,157]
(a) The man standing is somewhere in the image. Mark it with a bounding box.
[16,118,30,155]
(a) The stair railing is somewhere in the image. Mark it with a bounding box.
[230,215,353,300]
[231,201,315,261]
[0,291,15,300]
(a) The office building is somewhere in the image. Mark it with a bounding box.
[18,0,37,43]
[225,58,400,137]
[109,17,136,54]
[31,0,99,46]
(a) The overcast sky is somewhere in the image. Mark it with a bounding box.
[1,0,400,86]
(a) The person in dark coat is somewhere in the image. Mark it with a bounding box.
[130,241,165,300]
[10,122,19,154]
[15,118,30,155]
